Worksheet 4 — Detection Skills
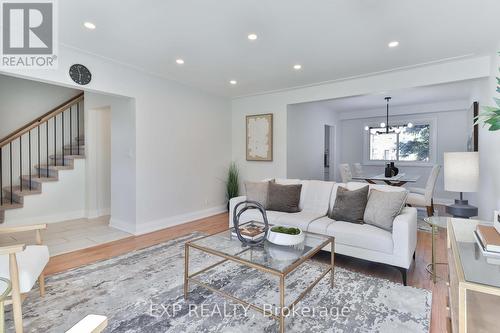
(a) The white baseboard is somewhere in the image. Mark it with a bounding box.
[133,205,227,236]
[86,207,111,219]
[3,210,86,226]
[109,217,136,234]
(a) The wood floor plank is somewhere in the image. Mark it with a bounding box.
[44,211,449,332]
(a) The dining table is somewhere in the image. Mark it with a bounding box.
[351,173,420,187]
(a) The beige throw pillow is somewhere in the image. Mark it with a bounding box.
[363,189,408,231]
[245,181,270,208]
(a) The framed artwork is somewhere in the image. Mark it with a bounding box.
[246,113,273,161]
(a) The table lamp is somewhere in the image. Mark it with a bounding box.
[444,152,479,218]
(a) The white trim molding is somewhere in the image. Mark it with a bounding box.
[129,205,227,236]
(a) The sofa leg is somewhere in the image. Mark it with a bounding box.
[394,266,408,286]
[413,251,416,261]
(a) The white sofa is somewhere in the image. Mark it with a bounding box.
[229,179,417,285]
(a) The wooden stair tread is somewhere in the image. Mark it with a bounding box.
[49,154,85,159]
[35,164,73,170]
[3,186,41,195]
[21,175,58,182]
[0,201,23,210]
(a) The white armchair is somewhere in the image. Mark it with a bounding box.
[0,224,49,333]
[406,165,441,216]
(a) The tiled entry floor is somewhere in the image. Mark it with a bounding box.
[1,216,132,256]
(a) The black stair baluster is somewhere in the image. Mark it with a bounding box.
[62,110,64,166]
[0,147,3,206]
[54,116,57,166]
[46,121,49,178]
[9,142,12,204]
[38,125,40,178]
[29,131,32,190]
[19,136,22,192]
[70,106,72,155]
[77,102,80,155]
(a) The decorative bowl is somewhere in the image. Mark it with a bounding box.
[266,225,305,246]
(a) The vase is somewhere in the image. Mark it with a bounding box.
[390,162,399,176]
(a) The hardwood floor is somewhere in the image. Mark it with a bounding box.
[45,211,448,333]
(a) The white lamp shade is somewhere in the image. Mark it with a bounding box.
[444,152,479,192]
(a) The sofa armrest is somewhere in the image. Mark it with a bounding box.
[229,195,247,227]
[392,207,418,268]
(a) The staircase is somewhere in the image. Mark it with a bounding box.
[0,93,84,223]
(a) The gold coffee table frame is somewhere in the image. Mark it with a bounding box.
[184,229,334,333]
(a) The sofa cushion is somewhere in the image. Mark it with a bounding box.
[237,209,288,225]
[267,181,302,213]
[323,218,394,254]
[0,245,49,293]
[274,211,325,230]
[307,218,335,235]
[245,181,269,208]
[329,185,369,224]
[364,189,408,231]
[300,180,334,215]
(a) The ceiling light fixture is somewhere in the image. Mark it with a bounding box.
[247,33,258,40]
[83,22,96,30]
[176,59,185,65]
[293,64,302,70]
[229,80,237,85]
[388,41,399,48]
[364,97,414,134]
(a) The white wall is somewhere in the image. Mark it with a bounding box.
[1,45,231,234]
[4,159,86,225]
[477,48,500,220]
[0,74,79,138]
[338,103,472,202]
[84,92,136,232]
[232,56,490,183]
[287,102,339,180]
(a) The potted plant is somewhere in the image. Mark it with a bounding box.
[476,52,500,131]
[226,162,239,211]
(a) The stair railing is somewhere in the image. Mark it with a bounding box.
[0,92,84,206]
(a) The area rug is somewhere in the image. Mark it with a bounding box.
[6,233,432,332]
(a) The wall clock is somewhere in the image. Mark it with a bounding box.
[69,64,92,85]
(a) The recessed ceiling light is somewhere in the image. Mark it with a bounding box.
[293,64,302,70]
[247,33,258,41]
[176,59,184,65]
[229,80,237,85]
[388,41,399,48]
[83,22,96,30]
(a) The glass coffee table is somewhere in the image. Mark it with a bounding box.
[184,222,334,333]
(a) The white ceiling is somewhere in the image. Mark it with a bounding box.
[60,0,500,97]
[317,79,486,113]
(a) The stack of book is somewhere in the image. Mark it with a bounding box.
[474,225,500,264]
[231,223,266,241]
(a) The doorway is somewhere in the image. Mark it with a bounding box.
[324,125,335,181]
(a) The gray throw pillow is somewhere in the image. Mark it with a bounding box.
[329,186,369,224]
[267,181,302,213]
[363,189,408,231]
[245,181,269,208]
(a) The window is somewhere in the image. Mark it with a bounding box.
[369,124,430,162]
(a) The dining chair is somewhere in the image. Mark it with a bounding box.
[339,163,353,183]
[352,163,363,177]
[0,224,49,333]
[406,165,441,216]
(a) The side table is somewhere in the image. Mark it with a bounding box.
[424,216,448,283]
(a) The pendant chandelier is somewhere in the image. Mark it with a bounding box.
[364,97,413,134]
